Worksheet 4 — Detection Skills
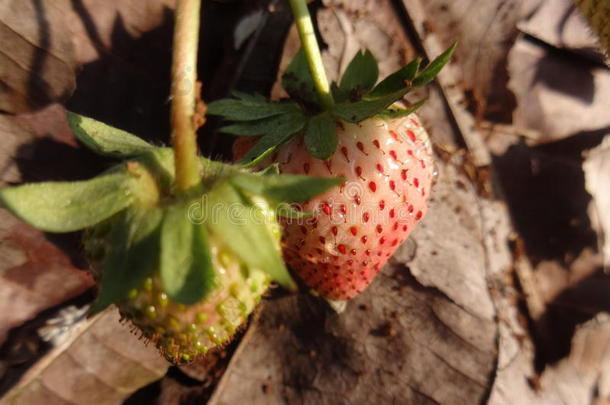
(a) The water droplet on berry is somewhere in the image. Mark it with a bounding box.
[431,161,440,185]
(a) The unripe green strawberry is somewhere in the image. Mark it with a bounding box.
[0,114,340,364]
[83,184,281,363]
[82,162,287,363]
[117,238,271,363]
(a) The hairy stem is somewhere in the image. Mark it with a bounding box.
[288,0,334,109]
[171,0,202,191]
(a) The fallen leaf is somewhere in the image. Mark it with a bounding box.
[0,210,94,347]
[508,38,610,144]
[0,0,77,113]
[584,135,610,271]
[318,0,414,81]
[404,0,521,122]
[517,0,604,63]
[537,314,610,404]
[495,314,610,405]
[1,308,168,405]
[0,103,108,348]
[395,160,495,319]
[66,0,176,65]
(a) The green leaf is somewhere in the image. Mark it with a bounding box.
[0,171,134,233]
[90,208,163,313]
[231,172,343,203]
[281,47,317,104]
[206,182,295,289]
[339,50,378,95]
[304,112,338,159]
[230,91,267,104]
[332,88,410,123]
[240,145,278,168]
[160,203,215,305]
[207,98,299,121]
[238,118,306,166]
[331,82,349,103]
[369,58,421,97]
[67,112,153,158]
[219,111,307,136]
[412,42,457,87]
[135,148,176,191]
[377,99,427,119]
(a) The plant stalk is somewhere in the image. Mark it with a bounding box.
[171,0,202,192]
[288,0,334,109]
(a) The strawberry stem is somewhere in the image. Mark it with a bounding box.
[288,0,335,110]
[171,0,202,192]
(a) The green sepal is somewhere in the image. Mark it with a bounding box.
[332,88,410,123]
[281,47,317,105]
[339,50,379,97]
[137,147,241,190]
[67,112,153,158]
[259,163,280,176]
[160,203,215,305]
[90,208,163,314]
[275,202,315,219]
[219,111,307,137]
[231,172,343,203]
[377,99,427,120]
[133,148,177,192]
[369,58,421,98]
[230,91,267,104]
[207,98,300,121]
[304,112,338,159]
[331,82,349,103]
[412,42,457,87]
[240,146,277,168]
[206,181,295,289]
[238,118,306,166]
[0,170,134,233]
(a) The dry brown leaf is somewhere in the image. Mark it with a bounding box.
[518,0,603,62]
[0,0,76,113]
[0,210,94,347]
[319,0,413,81]
[0,107,98,347]
[1,308,168,405]
[585,135,610,271]
[394,160,496,319]
[0,2,201,403]
[0,116,34,187]
[508,38,610,144]
[399,0,496,167]
[0,0,178,113]
[66,0,176,65]
[538,314,610,404]
[408,0,521,122]
[494,314,610,405]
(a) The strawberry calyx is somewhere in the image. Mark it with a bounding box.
[207,42,456,164]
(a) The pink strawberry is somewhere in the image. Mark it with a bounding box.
[275,113,433,300]
[209,41,455,301]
